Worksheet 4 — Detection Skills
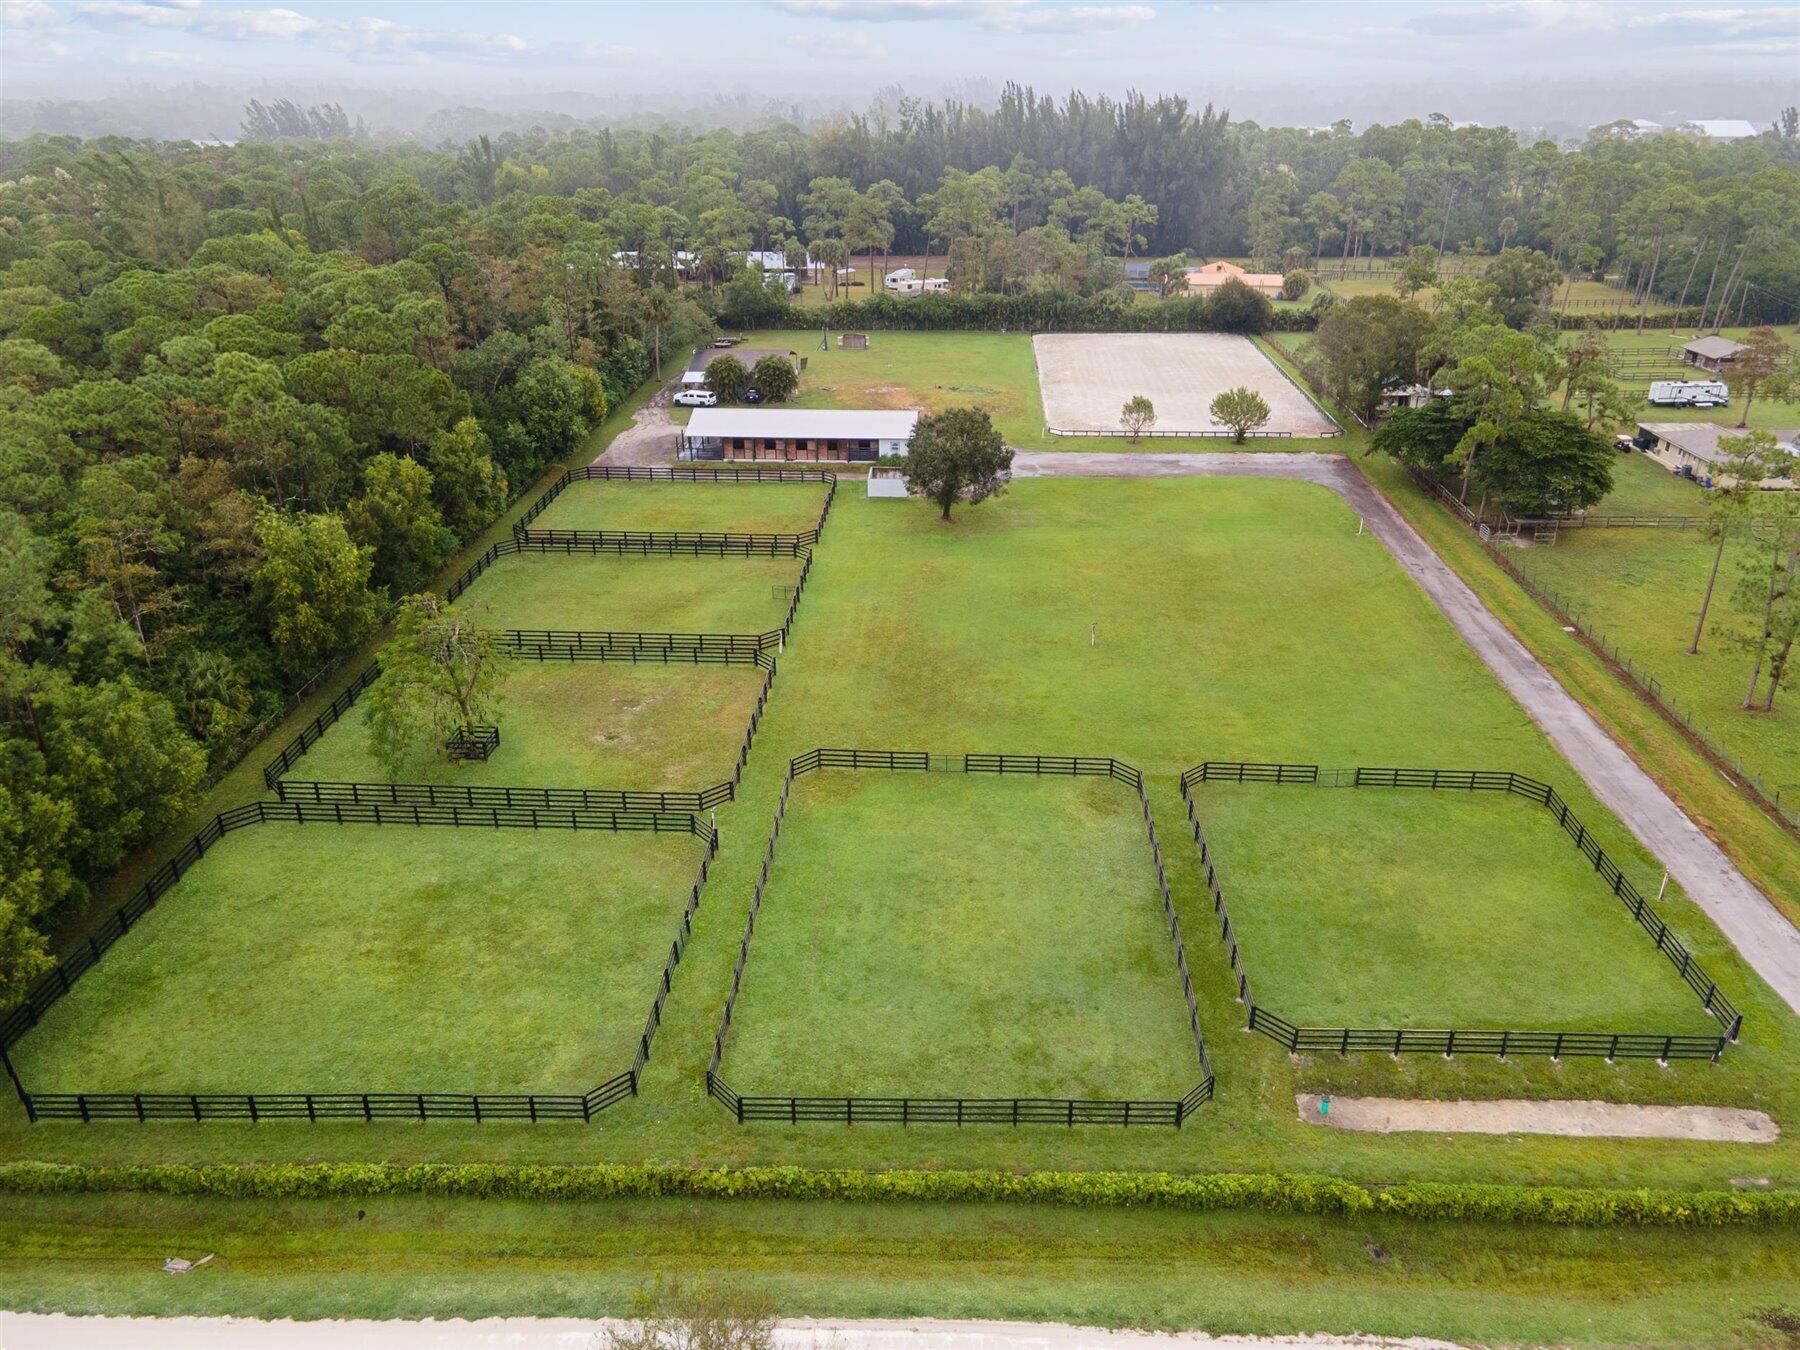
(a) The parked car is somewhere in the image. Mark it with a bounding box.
[741,386,764,404]
[673,389,717,407]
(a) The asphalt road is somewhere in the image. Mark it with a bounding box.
[1013,451,1800,1017]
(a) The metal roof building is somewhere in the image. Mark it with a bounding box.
[680,408,919,463]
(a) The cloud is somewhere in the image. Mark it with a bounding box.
[797,27,885,57]
[0,0,60,27]
[770,0,1154,34]
[69,1,529,57]
[1413,0,1800,40]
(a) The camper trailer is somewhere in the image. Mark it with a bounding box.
[1648,379,1729,408]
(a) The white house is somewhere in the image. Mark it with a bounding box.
[884,267,917,290]
[1683,119,1761,140]
[680,409,919,463]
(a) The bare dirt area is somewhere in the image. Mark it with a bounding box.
[594,382,680,466]
[1032,333,1339,438]
[1297,1093,1778,1143]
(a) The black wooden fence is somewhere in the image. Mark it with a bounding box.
[513,465,836,554]
[1178,762,1740,1061]
[707,749,1214,1126]
[2,801,718,1125]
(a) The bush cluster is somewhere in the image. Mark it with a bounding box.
[1,1162,1792,1228]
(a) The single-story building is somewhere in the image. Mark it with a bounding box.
[1380,381,1452,411]
[1682,119,1761,141]
[1682,335,1746,371]
[680,409,919,463]
[889,276,948,296]
[1635,422,1798,489]
[1184,259,1285,299]
[884,268,917,290]
[1122,261,1153,292]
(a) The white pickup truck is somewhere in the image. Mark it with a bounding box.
[1648,379,1729,408]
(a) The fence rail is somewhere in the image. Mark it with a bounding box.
[1178,762,1740,1060]
[707,749,1212,1126]
[513,465,836,554]
[496,630,779,663]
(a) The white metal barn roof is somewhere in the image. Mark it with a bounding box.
[684,409,919,441]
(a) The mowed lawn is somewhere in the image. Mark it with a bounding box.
[290,661,767,791]
[1186,783,1723,1032]
[452,553,797,633]
[1509,521,1800,800]
[9,824,705,1094]
[782,478,1554,768]
[530,480,828,536]
[1592,447,1714,514]
[720,771,1202,1100]
[741,329,1337,453]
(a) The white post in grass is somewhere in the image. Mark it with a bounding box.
[1657,871,1669,903]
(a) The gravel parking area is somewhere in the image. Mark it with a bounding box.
[1033,333,1338,437]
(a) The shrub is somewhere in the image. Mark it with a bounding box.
[0,1163,1792,1228]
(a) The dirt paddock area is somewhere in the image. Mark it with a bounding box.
[1032,332,1339,437]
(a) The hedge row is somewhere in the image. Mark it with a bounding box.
[1,1162,1792,1228]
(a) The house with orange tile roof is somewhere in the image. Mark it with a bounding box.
[1183,259,1286,299]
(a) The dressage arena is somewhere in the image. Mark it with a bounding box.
[1032,333,1340,437]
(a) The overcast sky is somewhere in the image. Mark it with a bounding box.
[3,0,1797,131]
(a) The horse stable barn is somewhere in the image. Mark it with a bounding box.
[679,409,919,463]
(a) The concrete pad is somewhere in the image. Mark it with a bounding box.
[1298,1093,1777,1143]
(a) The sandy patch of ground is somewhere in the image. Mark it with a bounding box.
[1298,1093,1777,1143]
[1032,333,1338,437]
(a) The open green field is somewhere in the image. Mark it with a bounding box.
[3,1191,1796,1345]
[1594,447,1714,514]
[452,552,796,633]
[8,824,703,1094]
[7,478,1795,1183]
[530,479,828,536]
[5,449,1799,1350]
[745,329,1343,453]
[1509,520,1800,806]
[291,661,767,791]
[1189,782,1722,1031]
[721,770,1200,1100]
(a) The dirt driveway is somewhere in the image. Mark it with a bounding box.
[594,380,681,466]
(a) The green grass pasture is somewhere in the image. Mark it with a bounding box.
[293,661,768,791]
[1187,782,1722,1031]
[9,824,705,1094]
[451,553,797,633]
[721,770,1201,1100]
[1509,522,1800,804]
[530,479,828,536]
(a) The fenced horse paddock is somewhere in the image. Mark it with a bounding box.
[708,751,1212,1125]
[1179,764,1736,1058]
[515,466,834,545]
[1032,333,1340,438]
[2,805,716,1120]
